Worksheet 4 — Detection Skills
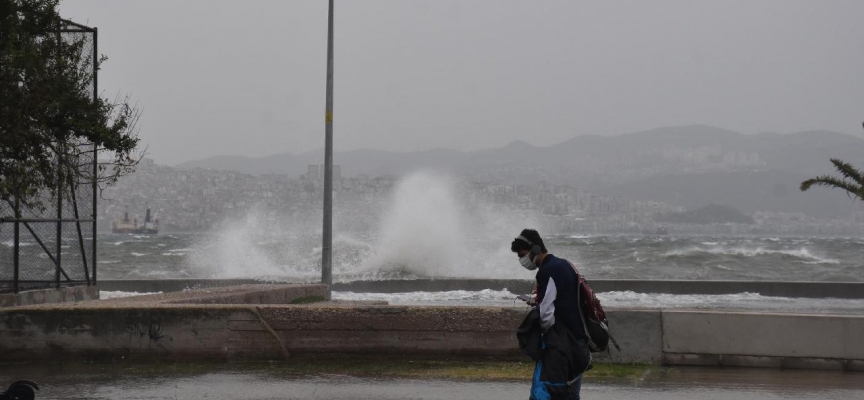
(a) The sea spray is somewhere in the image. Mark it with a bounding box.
[359,172,465,276]
[187,171,544,280]
[359,171,544,279]
[186,205,381,280]
[188,209,294,279]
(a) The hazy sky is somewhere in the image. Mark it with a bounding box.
[59,0,864,165]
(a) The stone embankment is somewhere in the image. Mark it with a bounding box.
[1,283,862,371]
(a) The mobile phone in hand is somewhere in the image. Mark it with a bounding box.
[516,294,532,302]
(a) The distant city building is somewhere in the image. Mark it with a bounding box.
[307,165,319,180]
[98,158,864,235]
[305,164,341,180]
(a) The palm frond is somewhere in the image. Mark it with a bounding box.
[829,158,864,186]
[800,175,862,200]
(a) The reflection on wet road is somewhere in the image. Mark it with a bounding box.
[0,364,861,400]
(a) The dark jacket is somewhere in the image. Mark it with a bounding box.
[518,254,593,399]
[517,307,543,361]
[535,254,587,340]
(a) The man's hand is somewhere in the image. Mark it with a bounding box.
[517,294,538,306]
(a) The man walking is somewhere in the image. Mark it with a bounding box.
[512,229,591,400]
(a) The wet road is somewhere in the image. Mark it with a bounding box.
[1,364,862,400]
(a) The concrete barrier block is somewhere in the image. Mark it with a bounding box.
[662,353,721,366]
[719,355,783,369]
[662,311,864,360]
[720,354,784,368]
[782,357,846,371]
[847,360,864,372]
[593,310,663,364]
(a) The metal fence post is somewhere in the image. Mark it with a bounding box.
[92,27,98,286]
[56,149,62,290]
[13,198,20,293]
[55,28,63,291]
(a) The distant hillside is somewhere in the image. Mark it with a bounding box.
[658,204,754,225]
[176,125,864,219]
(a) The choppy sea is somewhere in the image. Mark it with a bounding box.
[93,233,863,282]
[84,233,864,314]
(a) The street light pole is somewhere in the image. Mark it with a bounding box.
[322,0,334,297]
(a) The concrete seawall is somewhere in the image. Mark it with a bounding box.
[0,286,99,308]
[0,304,524,361]
[1,284,862,370]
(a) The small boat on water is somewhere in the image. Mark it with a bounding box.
[111,207,159,234]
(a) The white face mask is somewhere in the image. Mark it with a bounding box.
[519,254,537,271]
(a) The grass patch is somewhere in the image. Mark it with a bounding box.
[257,356,658,382]
[0,357,660,383]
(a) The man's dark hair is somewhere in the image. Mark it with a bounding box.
[511,229,547,253]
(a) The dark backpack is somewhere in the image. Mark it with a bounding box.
[568,261,620,353]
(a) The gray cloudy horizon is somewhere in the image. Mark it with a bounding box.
[59,0,864,166]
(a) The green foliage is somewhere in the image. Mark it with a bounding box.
[800,158,864,202]
[0,0,141,212]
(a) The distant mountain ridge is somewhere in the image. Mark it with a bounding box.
[176,125,864,218]
[178,125,863,177]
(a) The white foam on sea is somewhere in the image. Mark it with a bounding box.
[100,290,161,299]
[332,290,864,314]
[664,246,840,264]
[596,291,864,313]
[1,240,34,247]
[333,289,519,306]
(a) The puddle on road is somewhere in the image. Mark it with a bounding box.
[0,363,861,400]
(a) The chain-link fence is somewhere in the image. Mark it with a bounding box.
[0,20,98,294]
